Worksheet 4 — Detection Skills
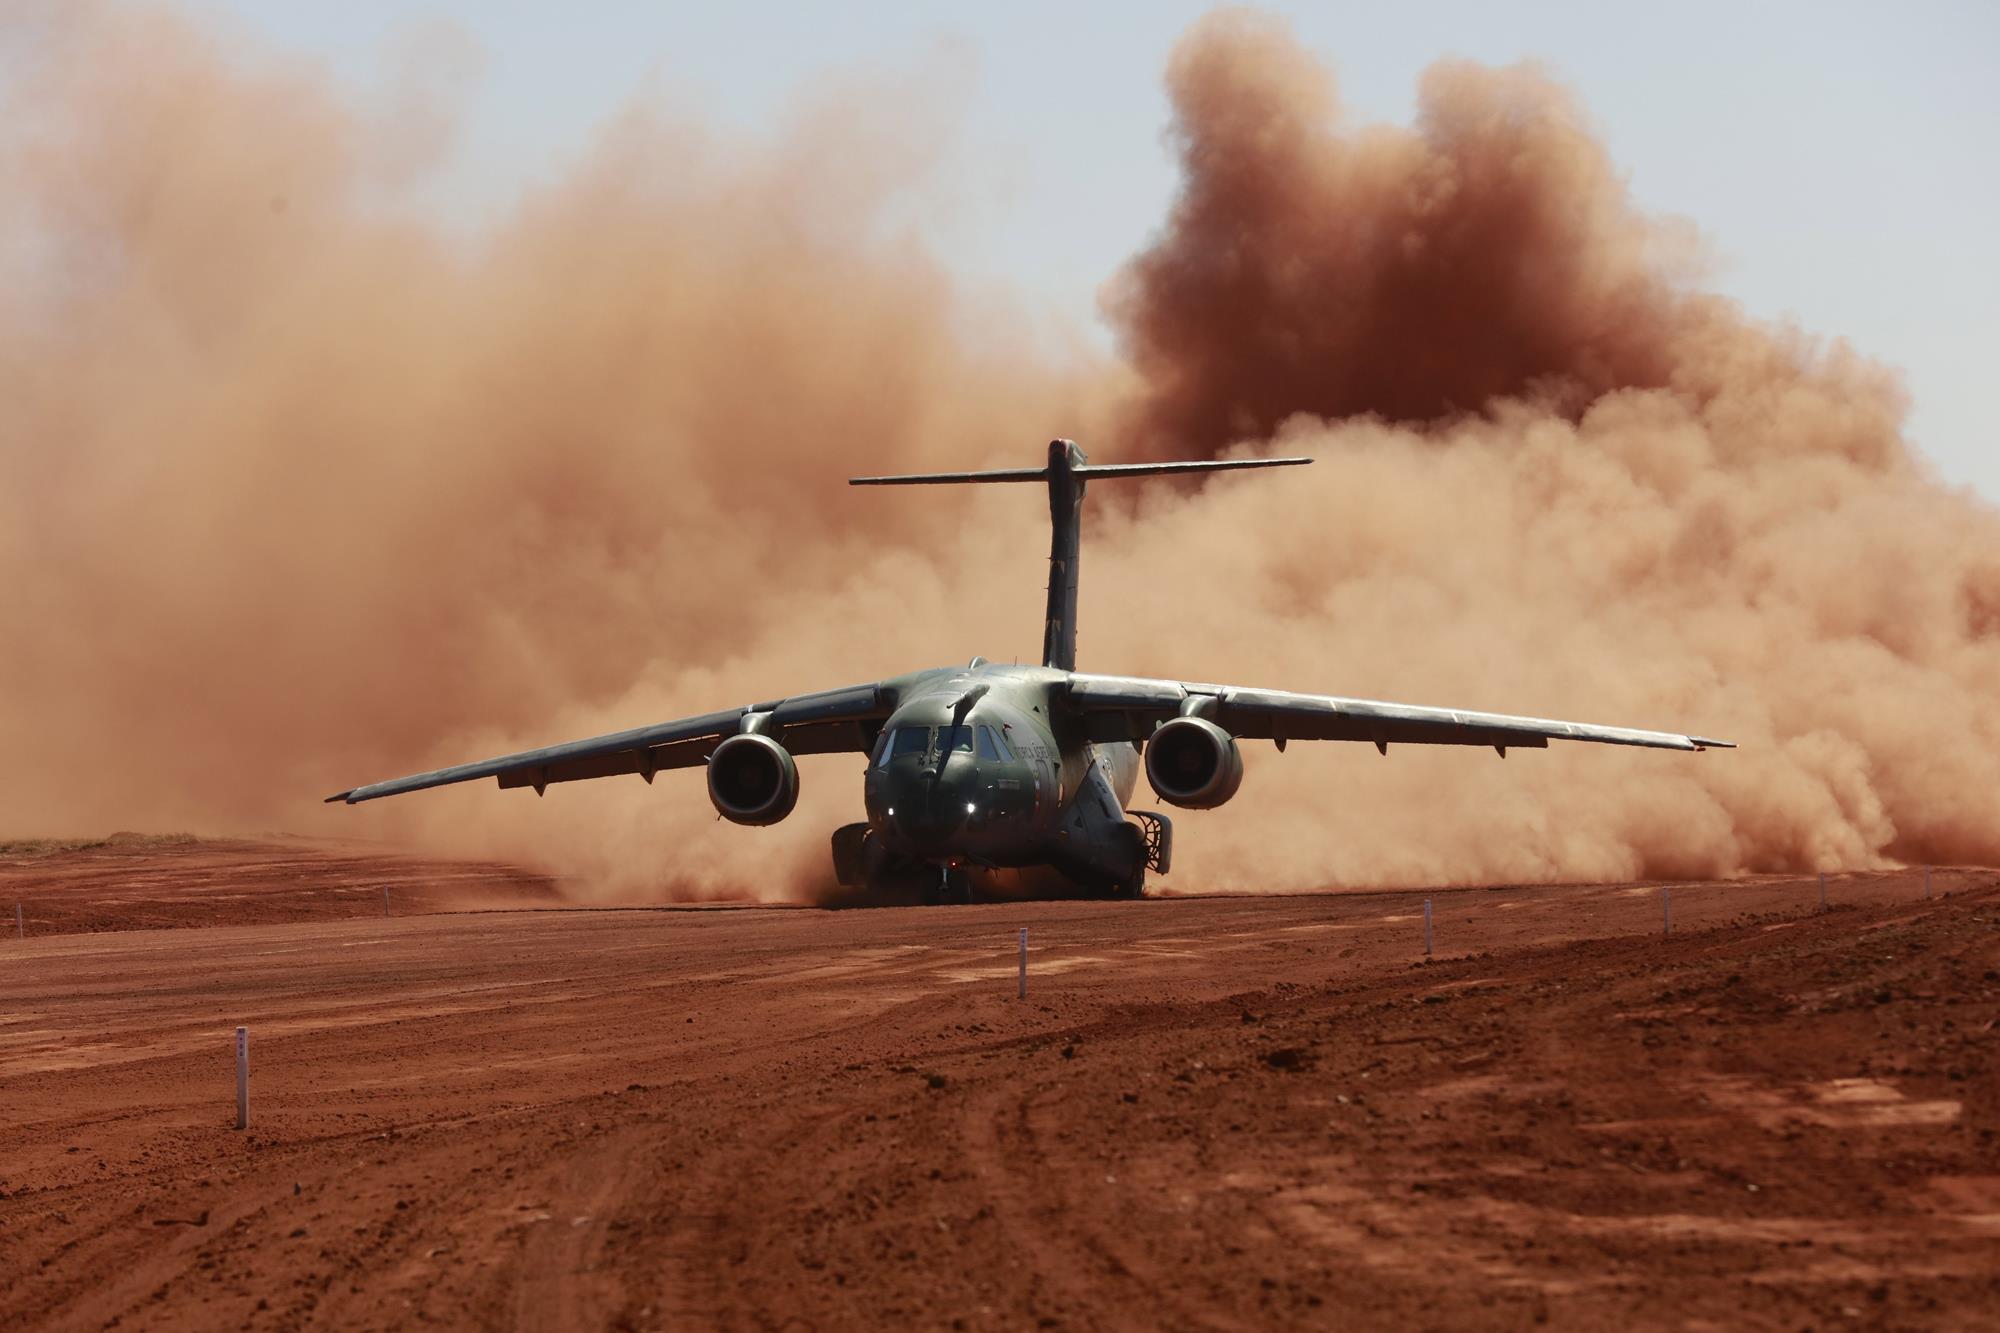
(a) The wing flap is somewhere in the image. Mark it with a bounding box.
[328,683,893,805]
[778,718,884,758]
[769,684,890,726]
[494,734,715,790]
[1066,673,1726,753]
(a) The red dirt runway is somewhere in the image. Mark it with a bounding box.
[2,841,1996,1328]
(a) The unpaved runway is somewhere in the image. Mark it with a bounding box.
[2,841,1997,1328]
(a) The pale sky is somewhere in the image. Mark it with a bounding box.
[192,0,1998,500]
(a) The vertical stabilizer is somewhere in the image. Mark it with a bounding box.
[849,441,1311,672]
[1041,439,1086,671]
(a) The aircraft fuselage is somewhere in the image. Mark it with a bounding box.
[852,661,1151,901]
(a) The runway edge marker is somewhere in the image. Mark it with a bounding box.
[235,1027,249,1131]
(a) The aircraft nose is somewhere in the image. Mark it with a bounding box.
[889,770,970,850]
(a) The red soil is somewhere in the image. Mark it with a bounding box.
[2,840,1995,1328]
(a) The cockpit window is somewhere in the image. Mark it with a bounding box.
[888,727,931,760]
[936,725,974,755]
[976,725,1007,761]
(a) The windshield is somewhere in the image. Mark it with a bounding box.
[879,722,985,765]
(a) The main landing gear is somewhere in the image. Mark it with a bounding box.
[1110,810,1173,899]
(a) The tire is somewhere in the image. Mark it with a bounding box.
[943,866,974,905]
[924,865,974,906]
[1111,822,1148,899]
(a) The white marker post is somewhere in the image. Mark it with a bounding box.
[1423,899,1433,958]
[1017,929,1028,999]
[1924,867,1932,900]
[235,1026,249,1131]
[1818,872,1827,913]
[1663,886,1671,936]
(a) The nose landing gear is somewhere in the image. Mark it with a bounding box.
[924,863,974,906]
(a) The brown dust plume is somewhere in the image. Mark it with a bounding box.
[2,6,1996,898]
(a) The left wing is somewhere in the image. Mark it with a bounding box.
[1066,674,1732,754]
[325,681,894,804]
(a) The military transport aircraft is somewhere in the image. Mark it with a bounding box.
[329,439,1732,902]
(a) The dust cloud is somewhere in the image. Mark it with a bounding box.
[3,6,1995,898]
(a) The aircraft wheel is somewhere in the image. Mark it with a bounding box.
[830,823,869,888]
[943,866,974,905]
[1111,822,1148,899]
[925,865,974,906]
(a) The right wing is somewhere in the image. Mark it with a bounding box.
[1066,673,1732,753]
[325,681,894,805]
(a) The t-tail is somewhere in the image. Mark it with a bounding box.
[851,440,1312,671]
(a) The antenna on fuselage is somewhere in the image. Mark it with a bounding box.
[850,440,1312,672]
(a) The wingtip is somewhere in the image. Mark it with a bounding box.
[323,791,355,805]
[1690,737,1736,750]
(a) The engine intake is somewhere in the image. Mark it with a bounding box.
[1144,716,1244,810]
[706,733,800,825]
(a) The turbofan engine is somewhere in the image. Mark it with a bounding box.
[1144,716,1244,810]
[706,733,800,825]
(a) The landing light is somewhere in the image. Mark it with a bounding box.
[965,802,976,815]
[886,806,895,817]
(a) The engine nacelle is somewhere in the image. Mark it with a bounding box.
[706,733,800,825]
[1144,716,1244,810]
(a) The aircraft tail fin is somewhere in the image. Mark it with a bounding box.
[850,440,1311,671]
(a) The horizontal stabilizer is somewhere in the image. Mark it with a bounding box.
[1074,457,1312,479]
[849,467,1047,485]
[849,456,1312,485]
